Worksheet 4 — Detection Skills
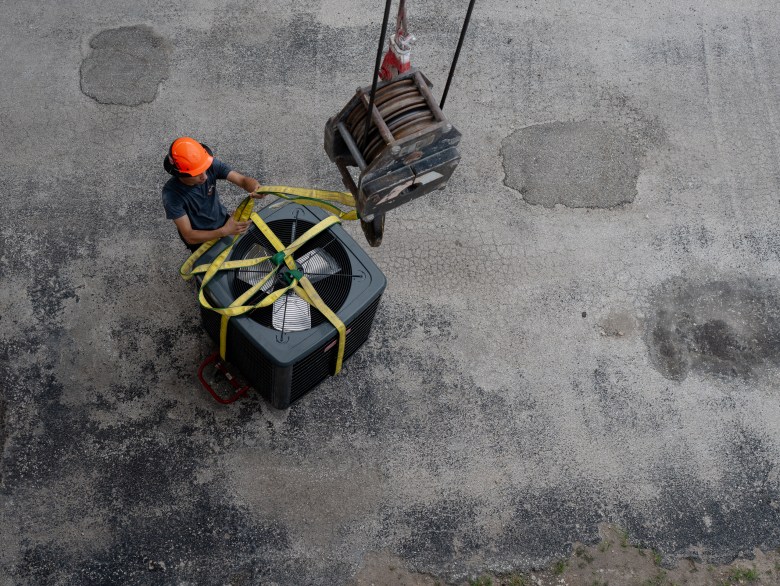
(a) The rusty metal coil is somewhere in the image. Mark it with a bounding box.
[345,77,438,165]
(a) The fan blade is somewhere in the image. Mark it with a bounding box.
[297,248,340,283]
[272,248,340,331]
[237,243,275,293]
[273,292,311,332]
[237,246,340,332]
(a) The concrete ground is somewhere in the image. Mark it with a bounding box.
[1,0,780,584]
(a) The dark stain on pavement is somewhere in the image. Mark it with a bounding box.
[16,495,291,585]
[0,367,73,487]
[4,364,299,584]
[388,488,604,577]
[278,300,461,446]
[651,224,715,253]
[203,13,373,91]
[497,489,603,561]
[328,299,547,457]
[620,427,780,566]
[0,397,6,485]
[646,277,780,381]
[395,499,482,562]
[80,25,170,106]
[734,231,780,262]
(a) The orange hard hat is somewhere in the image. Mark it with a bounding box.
[168,137,213,176]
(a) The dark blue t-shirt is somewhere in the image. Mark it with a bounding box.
[162,158,233,230]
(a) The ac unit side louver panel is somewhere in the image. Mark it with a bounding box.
[195,204,387,409]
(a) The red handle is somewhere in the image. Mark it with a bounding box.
[197,351,251,405]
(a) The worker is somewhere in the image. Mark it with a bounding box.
[162,137,264,251]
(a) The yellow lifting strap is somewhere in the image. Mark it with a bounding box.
[256,185,359,221]
[178,195,256,281]
[178,187,357,373]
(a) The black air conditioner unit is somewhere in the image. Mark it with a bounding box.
[194,203,387,409]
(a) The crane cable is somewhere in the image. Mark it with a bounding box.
[439,0,477,110]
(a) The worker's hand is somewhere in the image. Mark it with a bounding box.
[244,177,261,193]
[250,181,266,199]
[221,217,251,237]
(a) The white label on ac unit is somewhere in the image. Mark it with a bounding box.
[414,171,443,186]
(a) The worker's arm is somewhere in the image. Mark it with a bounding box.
[173,214,250,245]
[226,170,265,198]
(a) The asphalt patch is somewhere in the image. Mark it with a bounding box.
[80,25,170,106]
[646,277,780,381]
[501,121,642,208]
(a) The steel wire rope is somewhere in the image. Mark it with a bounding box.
[439,0,477,109]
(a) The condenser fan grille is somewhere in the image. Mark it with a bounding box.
[229,218,353,330]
